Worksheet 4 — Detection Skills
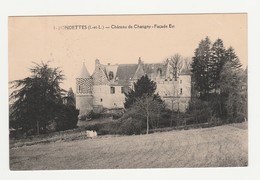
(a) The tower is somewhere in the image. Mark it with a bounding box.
[76,62,93,115]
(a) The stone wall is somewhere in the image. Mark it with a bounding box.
[76,95,93,115]
[92,85,125,109]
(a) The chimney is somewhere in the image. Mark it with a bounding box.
[138,57,142,64]
[95,59,100,65]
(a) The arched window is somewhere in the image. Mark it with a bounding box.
[78,85,81,93]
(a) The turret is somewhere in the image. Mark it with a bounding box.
[76,62,93,115]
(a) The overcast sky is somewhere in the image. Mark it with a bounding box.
[9,14,247,92]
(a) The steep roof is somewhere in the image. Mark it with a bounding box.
[77,62,90,78]
[133,63,145,80]
[116,64,138,81]
[143,63,167,79]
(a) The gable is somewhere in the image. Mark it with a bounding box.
[92,65,109,85]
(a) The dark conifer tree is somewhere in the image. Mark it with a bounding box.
[124,74,157,109]
[9,62,66,135]
[191,36,212,98]
[209,38,226,91]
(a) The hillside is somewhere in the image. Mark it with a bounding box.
[10,123,247,170]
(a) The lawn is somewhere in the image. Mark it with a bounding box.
[9,123,248,170]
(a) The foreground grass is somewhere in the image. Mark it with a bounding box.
[10,123,247,170]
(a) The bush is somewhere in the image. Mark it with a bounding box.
[54,105,79,131]
[78,114,87,121]
[233,114,246,123]
[117,117,143,135]
[187,99,212,124]
[112,111,124,119]
[84,121,119,135]
[208,116,222,126]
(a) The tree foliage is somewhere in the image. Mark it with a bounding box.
[122,75,165,134]
[9,62,78,136]
[209,38,226,91]
[169,53,183,80]
[191,37,247,123]
[124,74,157,109]
[191,36,212,97]
[63,87,76,107]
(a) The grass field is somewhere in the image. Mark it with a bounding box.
[9,123,248,170]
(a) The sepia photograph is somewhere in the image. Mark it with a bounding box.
[8,13,248,170]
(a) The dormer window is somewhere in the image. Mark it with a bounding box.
[108,71,114,80]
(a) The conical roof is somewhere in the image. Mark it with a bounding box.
[77,62,90,78]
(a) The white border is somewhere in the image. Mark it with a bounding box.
[1,1,260,180]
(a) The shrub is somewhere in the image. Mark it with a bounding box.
[208,116,222,126]
[112,111,124,119]
[78,114,87,121]
[84,121,119,135]
[117,117,143,135]
[54,105,79,131]
[233,114,246,123]
[187,99,212,124]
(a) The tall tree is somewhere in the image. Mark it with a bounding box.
[183,57,192,73]
[209,38,226,91]
[219,47,244,121]
[191,37,212,99]
[124,74,157,108]
[63,87,76,107]
[9,62,65,135]
[134,94,164,134]
[169,53,183,80]
[123,75,165,134]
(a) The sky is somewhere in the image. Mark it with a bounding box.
[9,14,247,92]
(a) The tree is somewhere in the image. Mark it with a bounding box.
[191,37,212,99]
[191,37,246,123]
[63,87,76,107]
[167,53,185,127]
[9,62,65,135]
[209,38,226,92]
[134,94,162,134]
[122,75,165,134]
[219,47,244,121]
[183,57,192,73]
[124,74,157,109]
[169,53,183,80]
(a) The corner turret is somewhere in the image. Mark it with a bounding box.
[76,62,93,115]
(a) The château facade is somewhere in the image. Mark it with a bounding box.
[76,58,191,115]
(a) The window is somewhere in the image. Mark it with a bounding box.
[157,68,162,77]
[108,71,114,80]
[180,88,183,95]
[180,80,182,84]
[110,87,115,94]
[100,98,103,102]
[78,85,81,93]
[121,87,124,94]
